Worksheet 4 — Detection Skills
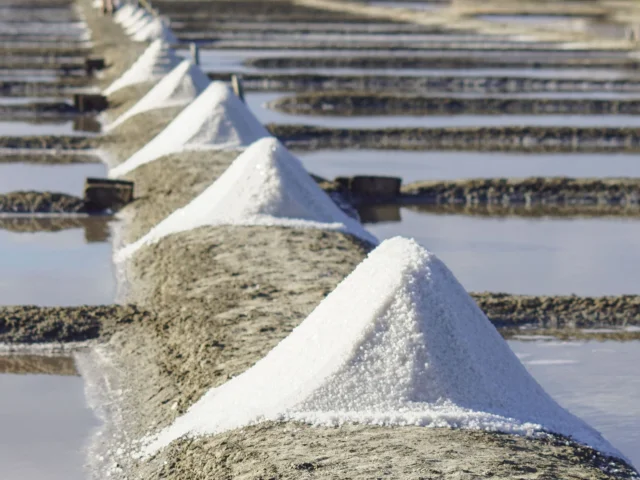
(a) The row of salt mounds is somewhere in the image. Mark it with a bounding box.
[106,60,210,132]
[109,82,271,178]
[142,236,625,464]
[116,137,377,260]
[115,3,177,43]
[103,39,181,96]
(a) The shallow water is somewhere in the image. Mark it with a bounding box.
[0,224,115,306]
[367,212,640,296]
[194,49,634,80]
[246,92,640,128]
[0,121,99,136]
[296,150,640,183]
[509,340,640,468]
[0,356,100,480]
[0,163,105,196]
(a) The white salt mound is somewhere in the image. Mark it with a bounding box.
[106,60,210,132]
[109,82,271,177]
[116,137,377,260]
[114,4,137,23]
[120,7,147,29]
[103,40,182,96]
[132,17,178,43]
[143,237,625,462]
[125,14,152,35]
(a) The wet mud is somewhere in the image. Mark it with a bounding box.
[271,124,640,152]
[273,93,640,116]
[0,191,86,213]
[0,304,151,344]
[401,177,640,206]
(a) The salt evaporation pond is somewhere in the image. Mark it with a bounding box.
[194,49,637,80]
[245,93,640,128]
[509,340,640,468]
[0,356,100,480]
[0,225,115,306]
[0,163,105,196]
[296,150,640,183]
[367,212,640,295]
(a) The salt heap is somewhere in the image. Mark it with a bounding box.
[116,137,377,260]
[114,4,137,23]
[109,82,271,177]
[125,14,152,36]
[119,7,148,30]
[106,60,210,132]
[143,237,623,462]
[132,17,177,43]
[103,39,182,96]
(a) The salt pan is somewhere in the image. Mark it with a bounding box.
[103,40,182,96]
[109,82,271,177]
[116,137,376,260]
[106,60,210,132]
[142,237,624,463]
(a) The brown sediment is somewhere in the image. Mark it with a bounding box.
[272,92,640,116]
[248,55,638,71]
[270,124,640,152]
[471,293,640,330]
[0,305,152,344]
[404,203,640,218]
[0,191,86,213]
[0,136,95,150]
[211,71,640,94]
[400,177,640,206]
[0,355,78,376]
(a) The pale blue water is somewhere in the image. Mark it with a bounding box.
[0,227,115,306]
[509,340,640,468]
[296,150,640,182]
[0,364,100,480]
[0,163,105,196]
[367,212,640,296]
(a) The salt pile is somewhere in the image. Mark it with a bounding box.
[114,4,137,23]
[132,17,177,43]
[109,82,271,177]
[103,39,182,96]
[116,137,377,260]
[119,7,148,30]
[125,14,153,36]
[142,237,623,462]
[106,60,210,132]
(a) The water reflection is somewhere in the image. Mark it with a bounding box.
[509,340,640,468]
[0,356,99,480]
[294,149,640,183]
[0,221,115,306]
[0,162,106,196]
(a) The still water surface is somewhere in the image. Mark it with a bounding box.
[367,211,640,295]
[0,356,99,480]
[509,340,640,468]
